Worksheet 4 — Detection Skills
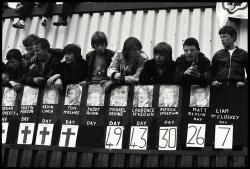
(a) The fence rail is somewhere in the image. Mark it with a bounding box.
[2,145,248,167]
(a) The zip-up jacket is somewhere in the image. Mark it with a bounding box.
[211,46,248,83]
[175,52,212,86]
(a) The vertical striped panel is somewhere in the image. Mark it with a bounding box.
[2,8,248,63]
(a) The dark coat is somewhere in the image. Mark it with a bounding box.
[175,52,212,86]
[54,59,88,85]
[86,49,115,81]
[212,46,248,83]
[139,59,176,84]
[26,55,61,87]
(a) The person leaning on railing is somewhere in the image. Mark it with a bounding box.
[81,31,115,88]
[211,25,248,88]
[2,49,30,92]
[139,42,176,85]
[174,37,212,87]
[47,44,87,89]
[104,37,148,92]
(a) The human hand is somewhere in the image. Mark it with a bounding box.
[79,80,89,88]
[114,72,121,80]
[2,73,9,84]
[9,81,23,92]
[54,78,63,89]
[100,80,108,86]
[211,80,223,87]
[236,81,245,88]
[30,55,38,63]
[102,80,115,92]
[189,68,200,78]
[33,77,45,85]
[47,74,60,86]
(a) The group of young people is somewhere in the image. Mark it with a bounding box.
[2,25,248,95]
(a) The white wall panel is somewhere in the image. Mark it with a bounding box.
[2,7,248,63]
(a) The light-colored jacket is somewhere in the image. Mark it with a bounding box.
[107,51,148,84]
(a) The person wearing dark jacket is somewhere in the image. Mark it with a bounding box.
[84,31,115,85]
[139,42,176,84]
[22,34,64,63]
[175,37,211,86]
[47,44,88,89]
[211,25,248,88]
[26,38,61,87]
[3,49,30,92]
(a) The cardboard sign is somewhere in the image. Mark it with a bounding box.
[158,126,177,150]
[180,85,210,145]
[2,122,9,144]
[59,124,79,147]
[17,123,35,144]
[20,86,39,123]
[105,126,124,149]
[214,125,233,149]
[129,126,148,150]
[2,87,18,121]
[186,123,206,148]
[35,123,54,146]
[209,85,247,146]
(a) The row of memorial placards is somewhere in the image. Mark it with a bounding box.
[2,123,233,149]
[2,84,247,148]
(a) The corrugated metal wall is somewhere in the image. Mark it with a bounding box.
[2,7,248,63]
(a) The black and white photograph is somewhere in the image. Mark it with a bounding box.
[189,85,210,107]
[133,85,153,107]
[2,87,17,107]
[87,84,105,106]
[64,84,82,106]
[1,2,248,167]
[109,86,128,107]
[158,85,179,107]
[21,86,39,106]
[43,86,60,104]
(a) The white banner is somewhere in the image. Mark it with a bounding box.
[216,2,248,27]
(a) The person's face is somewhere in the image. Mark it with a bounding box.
[25,45,35,56]
[6,91,16,103]
[128,49,139,58]
[113,88,127,104]
[7,58,21,71]
[91,92,100,104]
[163,88,175,100]
[68,89,76,101]
[47,91,57,100]
[94,43,106,54]
[64,52,76,64]
[155,54,169,65]
[33,44,48,61]
[195,89,206,101]
[220,33,235,49]
[183,45,199,62]
[138,88,148,101]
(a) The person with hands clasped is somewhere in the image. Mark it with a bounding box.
[175,37,211,86]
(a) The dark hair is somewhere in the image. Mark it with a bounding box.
[219,25,237,42]
[122,37,142,59]
[183,37,200,51]
[153,42,172,60]
[33,38,50,50]
[91,31,108,48]
[22,34,40,47]
[6,49,22,61]
[63,44,82,60]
